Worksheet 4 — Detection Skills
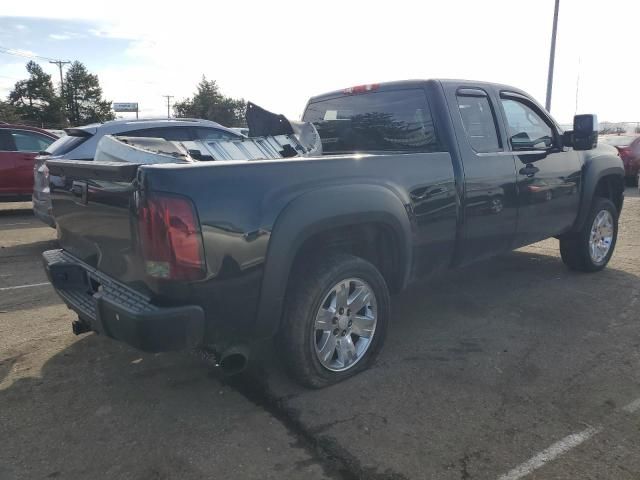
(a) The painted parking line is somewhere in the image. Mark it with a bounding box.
[496,426,601,480]
[0,282,50,292]
[497,395,640,479]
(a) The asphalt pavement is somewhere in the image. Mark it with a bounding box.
[1,189,639,480]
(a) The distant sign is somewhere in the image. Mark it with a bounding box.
[113,102,139,113]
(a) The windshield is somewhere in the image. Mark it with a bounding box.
[302,89,441,154]
[46,132,91,156]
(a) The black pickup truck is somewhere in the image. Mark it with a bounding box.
[44,79,624,388]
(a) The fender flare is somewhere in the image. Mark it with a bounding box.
[573,151,624,231]
[253,184,413,338]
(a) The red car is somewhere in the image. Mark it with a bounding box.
[600,134,640,185]
[0,123,58,201]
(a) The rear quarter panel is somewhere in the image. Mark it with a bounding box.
[141,151,458,341]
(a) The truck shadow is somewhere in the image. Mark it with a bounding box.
[0,336,267,479]
[1,248,638,479]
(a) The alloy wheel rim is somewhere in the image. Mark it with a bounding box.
[589,210,614,264]
[313,278,377,372]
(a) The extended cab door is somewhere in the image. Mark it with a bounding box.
[497,92,582,246]
[443,84,519,265]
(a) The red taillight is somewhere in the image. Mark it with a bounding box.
[342,84,379,95]
[138,194,206,281]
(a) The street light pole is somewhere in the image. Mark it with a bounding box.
[545,0,560,112]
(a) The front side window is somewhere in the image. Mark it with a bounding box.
[303,89,441,154]
[0,130,16,151]
[501,98,554,150]
[12,131,54,152]
[456,95,500,153]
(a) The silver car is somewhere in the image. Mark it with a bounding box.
[33,118,241,226]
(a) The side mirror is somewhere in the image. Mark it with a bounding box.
[571,114,598,150]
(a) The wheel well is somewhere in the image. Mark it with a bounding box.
[594,174,624,213]
[289,223,403,293]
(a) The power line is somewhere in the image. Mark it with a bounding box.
[0,45,69,63]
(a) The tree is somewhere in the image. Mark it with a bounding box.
[8,61,66,127]
[174,76,246,126]
[0,100,22,124]
[63,61,114,125]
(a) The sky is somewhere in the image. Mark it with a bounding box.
[0,0,639,125]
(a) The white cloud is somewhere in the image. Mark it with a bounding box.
[48,31,86,41]
[15,24,27,31]
[49,33,71,40]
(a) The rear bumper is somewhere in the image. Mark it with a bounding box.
[43,249,205,352]
[32,192,56,227]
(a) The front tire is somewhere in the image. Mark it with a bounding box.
[280,253,390,388]
[560,197,618,272]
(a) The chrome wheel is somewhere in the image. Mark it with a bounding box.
[589,210,614,264]
[313,278,377,372]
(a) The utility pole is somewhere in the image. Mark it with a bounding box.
[49,60,71,95]
[545,0,560,112]
[162,95,174,118]
[574,56,581,115]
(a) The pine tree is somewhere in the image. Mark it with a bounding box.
[0,100,22,124]
[174,76,245,126]
[63,61,114,125]
[8,61,66,127]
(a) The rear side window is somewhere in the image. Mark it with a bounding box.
[303,89,441,153]
[456,95,500,153]
[120,127,193,141]
[46,134,90,156]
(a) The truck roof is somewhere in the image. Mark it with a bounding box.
[306,79,529,103]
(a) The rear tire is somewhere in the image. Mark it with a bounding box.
[280,253,390,388]
[625,175,639,187]
[560,197,618,272]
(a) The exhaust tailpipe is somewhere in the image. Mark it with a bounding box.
[218,346,249,376]
[72,319,91,335]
